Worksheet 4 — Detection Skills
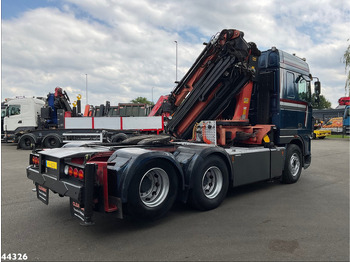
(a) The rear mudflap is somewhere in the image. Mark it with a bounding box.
[70,163,96,226]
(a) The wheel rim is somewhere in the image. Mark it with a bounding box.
[25,138,32,146]
[46,136,59,148]
[49,138,56,146]
[139,168,170,208]
[289,153,300,177]
[202,166,223,199]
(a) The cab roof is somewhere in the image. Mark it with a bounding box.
[259,48,310,75]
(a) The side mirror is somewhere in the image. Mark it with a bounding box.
[314,81,321,95]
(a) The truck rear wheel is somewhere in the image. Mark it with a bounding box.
[43,134,62,148]
[189,156,229,211]
[125,160,178,220]
[18,134,35,150]
[282,144,302,184]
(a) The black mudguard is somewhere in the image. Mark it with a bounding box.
[107,147,185,203]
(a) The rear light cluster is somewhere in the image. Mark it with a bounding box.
[32,155,40,166]
[64,165,84,180]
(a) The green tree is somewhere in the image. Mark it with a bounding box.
[344,42,350,96]
[131,96,154,105]
[311,94,332,109]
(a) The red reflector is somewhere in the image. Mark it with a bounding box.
[68,166,73,176]
[73,168,78,178]
[32,156,39,165]
[78,169,84,180]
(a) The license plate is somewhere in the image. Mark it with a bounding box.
[36,184,49,205]
[46,160,57,169]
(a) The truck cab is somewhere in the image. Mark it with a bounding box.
[3,98,45,140]
[250,48,313,167]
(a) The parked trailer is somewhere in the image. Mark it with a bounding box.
[2,88,163,149]
[16,115,164,149]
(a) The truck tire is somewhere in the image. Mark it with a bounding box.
[18,134,35,150]
[125,160,178,220]
[111,133,128,143]
[43,134,62,148]
[282,144,302,184]
[189,156,229,211]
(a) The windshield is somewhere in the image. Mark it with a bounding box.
[6,105,21,116]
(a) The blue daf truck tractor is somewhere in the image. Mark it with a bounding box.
[27,29,320,225]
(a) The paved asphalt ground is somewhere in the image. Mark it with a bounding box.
[1,139,349,261]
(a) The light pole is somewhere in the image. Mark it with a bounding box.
[85,74,88,105]
[174,40,178,83]
[152,87,154,104]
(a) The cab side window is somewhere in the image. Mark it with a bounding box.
[286,72,295,98]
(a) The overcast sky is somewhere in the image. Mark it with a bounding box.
[2,0,350,108]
